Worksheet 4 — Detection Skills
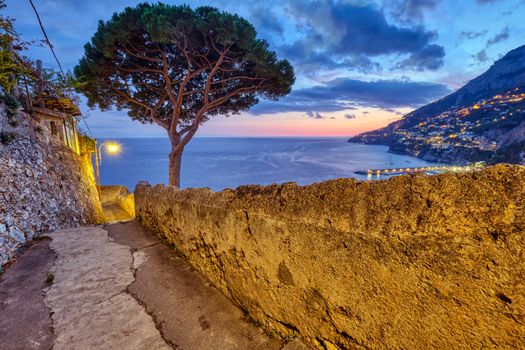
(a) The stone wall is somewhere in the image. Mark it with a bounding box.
[0,102,103,266]
[135,165,525,350]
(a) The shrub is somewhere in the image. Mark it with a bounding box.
[0,130,16,144]
[78,133,96,155]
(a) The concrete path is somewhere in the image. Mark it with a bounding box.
[0,222,309,350]
[0,238,55,350]
[46,226,169,350]
[106,221,304,350]
[102,202,132,222]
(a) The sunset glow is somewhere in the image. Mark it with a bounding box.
[5,0,525,138]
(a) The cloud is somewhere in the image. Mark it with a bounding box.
[395,44,445,71]
[282,0,445,72]
[383,108,404,116]
[344,113,356,119]
[249,7,284,36]
[305,111,328,119]
[472,49,489,63]
[250,77,450,115]
[487,27,510,46]
[459,30,488,40]
[386,0,442,24]
[280,41,382,74]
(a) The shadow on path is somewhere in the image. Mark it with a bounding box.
[0,238,55,350]
[106,221,308,350]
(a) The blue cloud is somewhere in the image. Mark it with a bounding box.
[282,0,445,72]
[251,77,450,114]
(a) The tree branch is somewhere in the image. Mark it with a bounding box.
[121,47,162,63]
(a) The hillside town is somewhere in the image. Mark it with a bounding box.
[388,87,525,161]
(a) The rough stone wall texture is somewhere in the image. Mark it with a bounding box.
[135,164,525,350]
[0,103,103,265]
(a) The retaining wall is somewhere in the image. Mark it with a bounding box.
[135,165,525,349]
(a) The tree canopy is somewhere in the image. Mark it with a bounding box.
[75,3,294,186]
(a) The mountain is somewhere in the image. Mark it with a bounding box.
[349,45,525,165]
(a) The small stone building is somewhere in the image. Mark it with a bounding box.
[32,96,81,154]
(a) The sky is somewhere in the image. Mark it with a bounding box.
[4,0,525,137]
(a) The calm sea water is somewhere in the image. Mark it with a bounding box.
[99,137,441,191]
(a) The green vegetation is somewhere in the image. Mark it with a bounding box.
[0,130,16,144]
[75,3,294,187]
[78,132,96,155]
[0,0,32,93]
[45,272,55,286]
[1,1,79,110]
[0,92,21,127]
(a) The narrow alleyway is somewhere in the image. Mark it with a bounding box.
[0,222,308,350]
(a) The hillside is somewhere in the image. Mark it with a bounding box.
[349,45,525,164]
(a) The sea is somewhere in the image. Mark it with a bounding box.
[99,137,441,192]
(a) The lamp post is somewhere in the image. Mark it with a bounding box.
[94,141,121,198]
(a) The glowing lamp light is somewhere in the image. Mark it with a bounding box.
[106,143,121,154]
[94,141,122,199]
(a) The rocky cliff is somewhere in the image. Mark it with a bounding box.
[0,101,103,266]
[135,165,525,350]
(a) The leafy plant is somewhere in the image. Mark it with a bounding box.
[0,0,33,93]
[0,92,20,127]
[45,272,55,285]
[78,132,96,155]
[0,130,16,144]
[0,1,78,106]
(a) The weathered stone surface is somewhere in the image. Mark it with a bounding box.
[136,164,525,349]
[0,238,55,350]
[0,102,103,265]
[46,226,169,350]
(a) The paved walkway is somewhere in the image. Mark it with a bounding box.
[0,221,308,350]
[102,202,132,222]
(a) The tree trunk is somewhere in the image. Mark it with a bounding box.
[168,146,183,188]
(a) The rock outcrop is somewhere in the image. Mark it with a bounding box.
[136,165,525,349]
[0,102,103,266]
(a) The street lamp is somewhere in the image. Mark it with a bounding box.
[94,141,121,198]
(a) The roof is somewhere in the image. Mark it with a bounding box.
[43,96,81,116]
[32,107,70,120]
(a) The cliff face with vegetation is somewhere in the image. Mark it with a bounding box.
[0,102,103,266]
[135,165,525,350]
